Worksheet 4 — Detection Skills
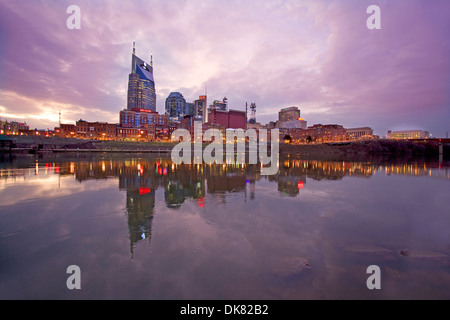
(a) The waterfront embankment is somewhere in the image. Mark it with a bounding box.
[1,135,448,161]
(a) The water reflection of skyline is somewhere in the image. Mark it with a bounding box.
[1,155,449,256]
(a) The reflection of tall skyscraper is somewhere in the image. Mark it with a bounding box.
[127,42,156,111]
[125,188,155,258]
[117,161,157,258]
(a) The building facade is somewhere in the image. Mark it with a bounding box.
[279,106,301,123]
[387,130,429,139]
[165,92,186,118]
[279,119,307,129]
[127,42,156,111]
[118,108,168,141]
[208,108,246,130]
[120,108,168,128]
[288,124,347,143]
[76,120,117,140]
[0,120,29,135]
[185,102,195,117]
[194,95,207,119]
[55,123,77,137]
[346,127,374,140]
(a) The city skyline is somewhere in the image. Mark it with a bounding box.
[0,0,449,137]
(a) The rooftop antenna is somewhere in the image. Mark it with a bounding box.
[59,109,61,126]
[249,103,256,124]
[133,41,136,55]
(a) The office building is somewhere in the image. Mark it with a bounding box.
[165,92,186,118]
[387,130,429,139]
[194,95,207,120]
[279,106,301,123]
[346,127,374,140]
[185,102,195,117]
[127,42,156,111]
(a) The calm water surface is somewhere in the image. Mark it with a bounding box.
[0,153,449,299]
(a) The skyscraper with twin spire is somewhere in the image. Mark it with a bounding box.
[127,42,156,112]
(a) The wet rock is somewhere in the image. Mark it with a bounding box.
[267,257,311,277]
[400,249,409,256]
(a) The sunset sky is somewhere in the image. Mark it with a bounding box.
[0,0,449,137]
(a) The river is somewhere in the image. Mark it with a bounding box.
[0,152,449,299]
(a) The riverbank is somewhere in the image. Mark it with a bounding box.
[1,135,448,161]
[280,139,448,161]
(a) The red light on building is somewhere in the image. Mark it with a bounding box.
[199,95,206,101]
[297,181,304,189]
[139,187,151,195]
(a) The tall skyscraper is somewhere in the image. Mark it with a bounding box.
[127,42,156,112]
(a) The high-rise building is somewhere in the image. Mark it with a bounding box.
[165,92,186,118]
[127,42,156,112]
[279,106,301,122]
[194,95,207,119]
[278,106,306,129]
[185,102,195,117]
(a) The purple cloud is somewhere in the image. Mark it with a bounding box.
[0,0,448,136]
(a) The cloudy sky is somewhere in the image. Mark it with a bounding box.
[0,0,449,137]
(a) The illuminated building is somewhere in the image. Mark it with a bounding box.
[278,106,306,129]
[346,127,374,140]
[194,95,207,119]
[387,130,429,139]
[279,106,300,123]
[76,120,117,140]
[118,108,168,141]
[120,108,167,128]
[165,92,186,118]
[55,124,76,137]
[127,42,156,112]
[0,120,29,135]
[288,124,347,142]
